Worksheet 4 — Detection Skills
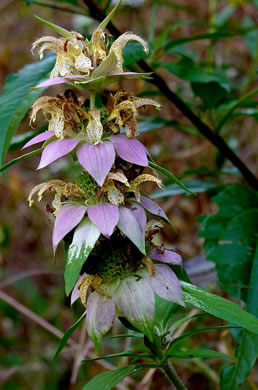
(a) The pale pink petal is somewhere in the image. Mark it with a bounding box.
[35,75,86,89]
[117,204,146,254]
[110,135,148,166]
[130,202,146,236]
[71,273,88,305]
[149,248,182,265]
[76,141,115,186]
[37,139,80,169]
[86,292,116,351]
[52,205,87,253]
[88,203,119,238]
[22,131,54,149]
[113,275,155,340]
[140,196,170,223]
[145,264,184,306]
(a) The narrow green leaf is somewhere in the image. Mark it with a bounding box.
[34,15,72,38]
[0,54,55,169]
[181,282,258,335]
[215,88,258,134]
[149,161,195,195]
[109,333,143,339]
[138,117,200,137]
[152,21,193,52]
[169,313,207,334]
[151,180,215,199]
[0,148,43,173]
[97,0,122,31]
[164,32,232,51]
[168,348,234,360]
[220,331,258,390]
[123,41,150,67]
[163,57,229,87]
[83,351,151,363]
[168,326,239,352]
[53,312,86,360]
[82,365,157,390]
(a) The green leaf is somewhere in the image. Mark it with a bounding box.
[65,218,100,296]
[181,282,258,335]
[153,294,178,335]
[138,117,200,137]
[164,31,232,51]
[0,148,43,173]
[199,184,258,300]
[150,180,215,199]
[152,21,194,52]
[149,161,195,195]
[123,41,150,67]
[82,365,157,390]
[162,57,229,88]
[191,81,229,109]
[169,313,207,334]
[215,88,258,134]
[53,312,86,360]
[34,15,72,38]
[220,331,258,390]
[0,54,55,169]
[168,348,234,360]
[97,0,122,31]
[168,326,239,352]
[83,351,152,363]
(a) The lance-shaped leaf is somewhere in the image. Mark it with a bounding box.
[65,217,101,295]
[86,292,116,352]
[87,203,119,238]
[34,15,73,39]
[0,54,55,170]
[82,365,156,390]
[53,205,87,253]
[118,204,146,254]
[77,141,115,186]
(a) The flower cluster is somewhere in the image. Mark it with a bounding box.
[26,4,184,350]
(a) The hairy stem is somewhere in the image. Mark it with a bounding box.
[82,0,258,190]
[161,361,187,390]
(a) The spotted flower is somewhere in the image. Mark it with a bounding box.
[32,2,151,90]
[106,91,160,137]
[28,169,170,292]
[23,89,157,186]
[71,233,184,350]
[32,32,93,78]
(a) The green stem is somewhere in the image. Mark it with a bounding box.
[161,361,187,390]
[89,91,96,109]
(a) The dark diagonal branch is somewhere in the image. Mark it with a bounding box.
[83,0,258,190]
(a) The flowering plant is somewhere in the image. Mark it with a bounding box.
[1,1,258,389]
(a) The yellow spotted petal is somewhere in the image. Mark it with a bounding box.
[133,98,161,110]
[110,33,149,73]
[106,171,129,186]
[86,108,103,145]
